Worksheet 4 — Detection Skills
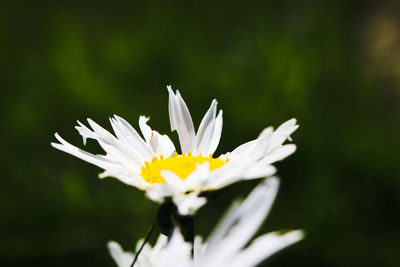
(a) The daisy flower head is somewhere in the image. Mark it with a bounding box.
[52,86,298,215]
[108,178,304,267]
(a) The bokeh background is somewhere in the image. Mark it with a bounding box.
[2,0,400,266]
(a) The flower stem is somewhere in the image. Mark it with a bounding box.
[130,221,156,267]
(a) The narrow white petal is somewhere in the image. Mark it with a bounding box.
[148,131,176,157]
[99,170,149,189]
[51,133,121,170]
[230,230,304,267]
[148,131,161,154]
[261,144,297,164]
[196,100,223,155]
[167,86,196,153]
[207,110,223,155]
[138,116,153,143]
[197,109,223,156]
[267,118,299,151]
[137,116,175,156]
[75,120,95,145]
[228,140,257,156]
[207,140,273,189]
[196,99,217,145]
[242,164,277,179]
[157,134,176,156]
[275,118,298,137]
[203,160,248,189]
[228,127,273,159]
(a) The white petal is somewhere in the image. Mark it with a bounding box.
[275,118,298,138]
[203,159,249,189]
[200,200,242,259]
[113,115,145,141]
[107,241,134,267]
[158,230,193,267]
[75,120,94,145]
[149,131,176,156]
[230,230,304,267]
[160,170,187,192]
[148,132,162,154]
[174,194,207,215]
[267,118,299,151]
[197,110,223,156]
[201,178,280,265]
[151,234,169,255]
[224,177,279,248]
[196,99,217,146]
[260,144,297,165]
[51,133,121,170]
[228,127,274,159]
[99,170,149,189]
[52,129,150,190]
[145,184,174,202]
[139,116,153,143]
[106,118,149,166]
[167,86,196,153]
[242,164,277,179]
[184,162,212,189]
[110,116,154,161]
[156,134,176,156]
[196,100,223,155]
[207,110,223,155]
[194,236,205,260]
[134,242,153,267]
[228,140,257,156]
[138,116,176,156]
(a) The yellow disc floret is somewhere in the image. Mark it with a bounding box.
[140,152,229,184]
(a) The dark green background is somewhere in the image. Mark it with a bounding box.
[2,0,400,266]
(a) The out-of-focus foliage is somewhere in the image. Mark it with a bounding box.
[1,0,400,266]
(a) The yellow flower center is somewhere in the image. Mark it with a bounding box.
[140,152,229,184]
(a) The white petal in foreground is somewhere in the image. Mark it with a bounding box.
[108,178,304,267]
[108,241,134,267]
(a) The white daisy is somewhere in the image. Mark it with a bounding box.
[108,177,304,267]
[52,86,298,215]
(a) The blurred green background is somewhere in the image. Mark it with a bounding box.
[2,0,400,266]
